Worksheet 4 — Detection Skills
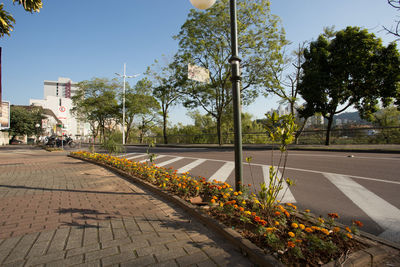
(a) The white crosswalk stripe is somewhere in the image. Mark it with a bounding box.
[139,155,167,163]
[261,166,296,204]
[156,157,184,167]
[177,159,206,174]
[126,154,147,160]
[324,173,400,243]
[209,162,234,182]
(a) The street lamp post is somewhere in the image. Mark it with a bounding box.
[115,63,140,145]
[189,0,243,191]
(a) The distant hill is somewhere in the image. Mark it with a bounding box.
[333,112,370,124]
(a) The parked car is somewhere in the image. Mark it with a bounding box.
[9,139,23,144]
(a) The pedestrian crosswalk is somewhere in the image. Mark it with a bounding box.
[117,152,400,244]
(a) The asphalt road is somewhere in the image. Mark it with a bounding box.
[118,146,400,244]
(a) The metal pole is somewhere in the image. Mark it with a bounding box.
[122,63,126,145]
[229,0,243,191]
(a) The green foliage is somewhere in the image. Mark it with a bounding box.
[71,78,120,142]
[101,132,124,155]
[257,112,297,209]
[9,105,43,141]
[175,0,287,145]
[299,26,400,145]
[0,0,42,37]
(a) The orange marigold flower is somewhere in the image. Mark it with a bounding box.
[304,209,311,213]
[287,241,296,248]
[248,184,252,187]
[239,207,245,212]
[333,227,340,233]
[210,199,216,204]
[195,187,200,190]
[320,228,330,235]
[266,227,276,232]
[305,227,313,233]
[295,239,302,243]
[260,220,267,226]
[284,211,291,218]
[251,212,256,216]
[288,232,295,238]
[346,233,353,239]
[233,204,238,209]
[274,211,281,216]
[291,223,298,229]
[299,224,305,230]
[254,216,261,222]
[328,213,339,219]
[274,221,280,226]
[278,205,286,212]
[353,220,363,227]
[345,227,352,233]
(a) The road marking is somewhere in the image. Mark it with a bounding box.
[139,155,166,163]
[120,152,138,158]
[177,159,206,174]
[262,166,296,204]
[289,153,400,161]
[209,162,234,182]
[123,153,399,185]
[157,157,184,167]
[324,173,400,243]
[126,154,147,160]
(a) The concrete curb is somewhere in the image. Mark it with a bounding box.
[68,154,399,267]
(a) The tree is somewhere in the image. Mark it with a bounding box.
[71,78,120,142]
[174,0,286,145]
[9,105,43,142]
[298,26,400,145]
[370,106,400,143]
[0,0,43,37]
[385,0,400,39]
[123,78,160,144]
[146,56,183,144]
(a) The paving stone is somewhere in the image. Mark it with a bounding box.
[66,243,100,258]
[136,244,168,257]
[147,259,179,267]
[47,228,69,253]
[175,251,210,266]
[120,255,156,267]
[101,251,137,266]
[196,258,219,267]
[101,237,132,249]
[44,254,84,267]
[154,247,187,263]
[3,233,38,264]
[25,251,66,266]
[85,247,119,262]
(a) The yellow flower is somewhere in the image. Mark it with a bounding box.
[299,224,305,230]
[238,191,243,195]
[318,217,325,224]
[219,202,224,207]
[291,223,298,229]
[244,211,251,215]
[304,209,310,213]
[288,232,295,238]
[233,192,238,196]
[242,201,246,205]
[266,227,276,232]
[305,227,313,233]
[274,221,280,226]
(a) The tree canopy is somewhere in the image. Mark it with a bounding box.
[9,105,43,141]
[174,0,286,145]
[0,0,43,37]
[298,26,400,145]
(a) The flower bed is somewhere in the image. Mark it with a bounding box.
[71,151,370,266]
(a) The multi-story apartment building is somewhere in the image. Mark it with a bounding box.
[30,77,89,137]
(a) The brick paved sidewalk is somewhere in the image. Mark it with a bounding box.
[0,149,254,267]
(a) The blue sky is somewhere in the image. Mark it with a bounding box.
[1,0,398,125]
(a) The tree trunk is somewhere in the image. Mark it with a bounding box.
[163,112,168,144]
[216,115,222,146]
[325,115,334,146]
[294,118,307,144]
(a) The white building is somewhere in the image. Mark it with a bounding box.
[30,77,90,137]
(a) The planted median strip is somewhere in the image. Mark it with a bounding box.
[69,151,399,266]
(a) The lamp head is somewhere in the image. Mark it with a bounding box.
[190,0,216,10]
